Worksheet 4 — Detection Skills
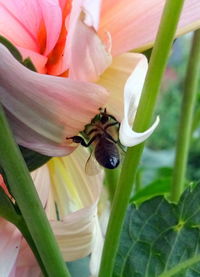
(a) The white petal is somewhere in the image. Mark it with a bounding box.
[120,116,160,147]
[119,56,159,146]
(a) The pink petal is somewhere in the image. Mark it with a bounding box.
[13,239,40,277]
[37,0,62,56]
[0,219,21,276]
[0,44,108,156]
[99,0,200,55]
[58,0,67,10]
[0,0,42,52]
[17,46,48,73]
[0,0,63,57]
[49,0,112,80]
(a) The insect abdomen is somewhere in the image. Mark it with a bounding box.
[95,138,120,169]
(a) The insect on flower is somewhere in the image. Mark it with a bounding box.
[66,108,123,174]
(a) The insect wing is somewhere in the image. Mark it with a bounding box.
[85,150,102,176]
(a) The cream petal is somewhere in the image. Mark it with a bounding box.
[99,52,160,146]
[0,44,108,155]
[51,204,98,261]
[97,52,145,121]
[0,219,22,276]
[31,164,50,207]
[46,147,103,260]
[47,147,102,219]
[99,0,200,55]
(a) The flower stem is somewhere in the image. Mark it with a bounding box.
[169,29,200,203]
[0,105,70,277]
[98,1,186,276]
[104,168,120,201]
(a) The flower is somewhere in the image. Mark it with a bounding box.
[0,0,200,276]
[0,0,199,155]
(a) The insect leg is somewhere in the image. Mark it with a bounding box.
[66,135,88,146]
[105,121,120,130]
[66,134,100,147]
[85,128,99,136]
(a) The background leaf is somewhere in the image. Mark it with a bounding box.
[114,184,200,277]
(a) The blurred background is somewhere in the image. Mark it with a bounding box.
[137,32,200,202]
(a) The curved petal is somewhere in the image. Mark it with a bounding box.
[0,219,21,276]
[97,52,145,121]
[99,0,200,55]
[49,0,112,80]
[37,0,62,56]
[46,147,103,260]
[0,44,109,156]
[0,0,42,52]
[119,56,160,146]
[51,205,98,261]
[120,116,160,147]
[17,46,48,74]
[82,0,101,31]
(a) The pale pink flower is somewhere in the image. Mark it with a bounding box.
[0,0,199,155]
[0,1,200,276]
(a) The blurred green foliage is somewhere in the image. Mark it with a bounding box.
[150,34,200,179]
[136,33,200,201]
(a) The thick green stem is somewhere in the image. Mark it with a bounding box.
[98,1,186,276]
[169,30,200,203]
[104,168,120,201]
[0,105,70,277]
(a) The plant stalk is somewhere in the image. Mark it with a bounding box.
[169,29,200,202]
[0,105,70,277]
[98,1,186,276]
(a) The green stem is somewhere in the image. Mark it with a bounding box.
[191,106,200,134]
[98,1,186,276]
[0,105,70,277]
[169,30,200,203]
[104,168,120,201]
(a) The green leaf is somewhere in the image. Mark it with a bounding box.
[23,57,37,72]
[131,177,171,205]
[0,35,23,62]
[114,184,200,277]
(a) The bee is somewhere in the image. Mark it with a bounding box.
[66,108,122,172]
